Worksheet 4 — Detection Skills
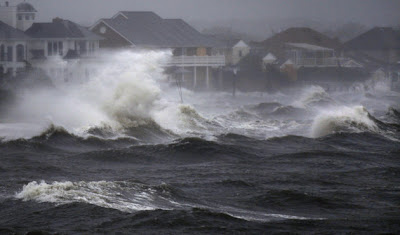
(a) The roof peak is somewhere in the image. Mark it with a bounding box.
[17,2,37,12]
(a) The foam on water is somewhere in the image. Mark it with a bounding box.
[15,180,177,212]
[311,105,379,138]
[1,50,219,141]
[293,85,334,109]
[15,180,320,222]
[2,51,169,139]
[0,49,398,143]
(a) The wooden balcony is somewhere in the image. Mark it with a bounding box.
[165,55,226,67]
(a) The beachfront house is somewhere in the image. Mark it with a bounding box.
[25,18,102,60]
[24,18,103,82]
[258,27,341,69]
[0,20,30,77]
[0,1,36,77]
[0,1,36,32]
[217,39,250,65]
[90,11,225,89]
[343,27,400,65]
[284,43,337,68]
[0,1,103,80]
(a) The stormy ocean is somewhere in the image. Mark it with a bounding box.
[0,51,399,234]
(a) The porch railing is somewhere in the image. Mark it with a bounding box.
[165,55,226,67]
[296,57,338,67]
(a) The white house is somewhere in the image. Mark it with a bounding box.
[219,39,250,65]
[90,11,224,89]
[285,43,338,68]
[25,18,102,60]
[0,1,36,32]
[0,20,30,76]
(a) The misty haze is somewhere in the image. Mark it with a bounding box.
[0,0,399,234]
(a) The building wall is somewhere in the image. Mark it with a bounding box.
[91,21,131,48]
[0,40,27,76]
[0,5,16,28]
[27,39,100,60]
[16,12,35,31]
[223,49,233,65]
[231,45,250,65]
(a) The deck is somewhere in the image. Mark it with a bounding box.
[165,55,225,67]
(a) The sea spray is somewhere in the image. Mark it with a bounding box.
[2,50,172,140]
[293,85,335,109]
[15,180,172,212]
[311,106,379,138]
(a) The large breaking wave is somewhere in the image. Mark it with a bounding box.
[0,50,398,143]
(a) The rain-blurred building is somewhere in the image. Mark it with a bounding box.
[90,11,226,90]
[0,1,103,79]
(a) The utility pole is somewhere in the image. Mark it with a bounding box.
[232,67,237,97]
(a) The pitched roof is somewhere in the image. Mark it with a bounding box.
[263,53,276,61]
[0,21,30,40]
[119,11,162,22]
[286,43,334,51]
[261,27,341,49]
[343,27,400,50]
[96,11,219,47]
[26,19,102,40]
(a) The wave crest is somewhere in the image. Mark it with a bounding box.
[15,180,178,212]
[311,106,379,138]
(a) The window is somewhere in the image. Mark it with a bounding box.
[0,45,5,61]
[58,42,63,55]
[78,41,87,55]
[7,46,12,61]
[16,44,24,62]
[87,41,96,55]
[18,15,22,20]
[47,41,63,56]
[47,42,52,56]
[100,26,106,34]
[25,15,29,20]
[239,50,242,57]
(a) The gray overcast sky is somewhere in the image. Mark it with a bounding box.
[17,0,399,39]
[23,0,399,27]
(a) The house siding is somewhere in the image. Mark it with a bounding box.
[92,22,131,48]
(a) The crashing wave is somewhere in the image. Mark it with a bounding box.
[294,86,335,108]
[311,106,379,138]
[15,180,178,212]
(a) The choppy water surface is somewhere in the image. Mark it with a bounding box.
[0,51,399,234]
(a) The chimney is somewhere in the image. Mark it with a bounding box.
[5,1,8,7]
[52,17,63,23]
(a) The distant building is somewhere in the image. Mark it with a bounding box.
[215,39,250,65]
[343,27,400,65]
[24,18,103,82]
[26,18,102,60]
[0,1,36,32]
[284,43,337,68]
[0,20,30,76]
[0,1,103,79]
[259,27,341,58]
[90,11,225,89]
[253,28,342,69]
